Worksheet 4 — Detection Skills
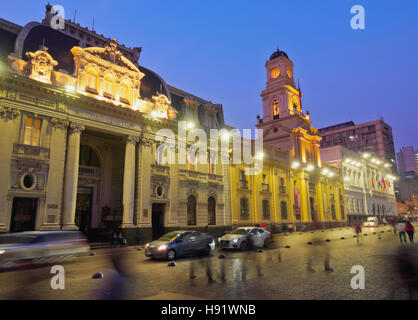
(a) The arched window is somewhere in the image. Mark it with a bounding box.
[340,205,345,220]
[79,145,100,167]
[208,197,216,225]
[187,195,196,225]
[262,199,270,219]
[240,198,249,220]
[280,201,288,220]
[272,99,279,119]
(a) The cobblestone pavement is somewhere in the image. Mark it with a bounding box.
[0,225,416,300]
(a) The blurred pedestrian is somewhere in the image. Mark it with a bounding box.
[189,257,215,284]
[397,220,407,244]
[405,221,415,243]
[354,223,362,244]
[112,232,118,248]
[118,233,126,247]
[390,219,397,235]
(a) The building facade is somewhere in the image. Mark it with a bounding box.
[319,120,397,173]
[231,49,347,229]
[321,146,398,224]
[397,146,417,178]
[0,7,232,243]
[0,6,348,242]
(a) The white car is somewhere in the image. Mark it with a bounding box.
[363,217,379,228]
[219,227,271,250]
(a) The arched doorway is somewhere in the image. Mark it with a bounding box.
[208,197,216,225]
[187,195,197,225]
[152,203,165,239]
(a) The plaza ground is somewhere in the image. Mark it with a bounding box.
[0,225,416,300]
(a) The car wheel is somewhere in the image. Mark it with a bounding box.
[240,241,248,251]
[167,249,176,261]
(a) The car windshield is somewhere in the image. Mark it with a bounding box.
[231,228,250,235]
[367,218,376,221]
[0,235,37,244]
[158,232,181,242]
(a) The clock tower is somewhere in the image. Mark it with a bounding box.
[257,48,322,166]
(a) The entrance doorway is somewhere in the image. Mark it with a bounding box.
[10,198,38,232]
[75,187,92,234]
[152,203,165,239]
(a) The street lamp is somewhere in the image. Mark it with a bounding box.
[291,161,300,169]
[306,164,314,172]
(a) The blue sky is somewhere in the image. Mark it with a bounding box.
[2,0,417,151]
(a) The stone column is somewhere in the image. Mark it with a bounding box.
[121,135,139,228]
[62,123,85,230]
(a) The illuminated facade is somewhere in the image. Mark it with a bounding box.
[321,146,398,224]
[230,49,347,228]
[0,7,231,242]
[0,6,348,242]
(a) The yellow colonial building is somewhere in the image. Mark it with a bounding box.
[230,48,346,229]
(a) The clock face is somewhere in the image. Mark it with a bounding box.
[271,68,280,78]
[286,68,292,78]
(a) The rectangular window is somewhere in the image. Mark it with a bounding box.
[86,73,97,92]
[262,200,270,219]
[103,79,113,98]
[24,117,41,146]
[240,198,249,220]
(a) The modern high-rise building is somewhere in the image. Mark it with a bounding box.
[397,146,417,178]
[319,120,397,173]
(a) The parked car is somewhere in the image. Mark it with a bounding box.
[363,217,379,228]
[219,227,271,250]
[145,230,215,261]
[0,231,90,271]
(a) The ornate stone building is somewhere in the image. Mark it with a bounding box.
[0,6,231,243]
[321,146,398,224]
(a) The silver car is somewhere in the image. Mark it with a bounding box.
[0,231,90,271]
[219,227,272,250]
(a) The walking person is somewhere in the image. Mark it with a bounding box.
[396,220,407,244]
[405,221,415,243]
[354,223,362,244]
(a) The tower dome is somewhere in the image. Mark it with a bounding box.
[269,47,289,61]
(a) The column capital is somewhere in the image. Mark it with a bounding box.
[50,117,70,129]
[126,135,140,145]
[0,106,20,120]
[69,122,85,134]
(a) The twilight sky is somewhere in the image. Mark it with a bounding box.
[2,0,417,151]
